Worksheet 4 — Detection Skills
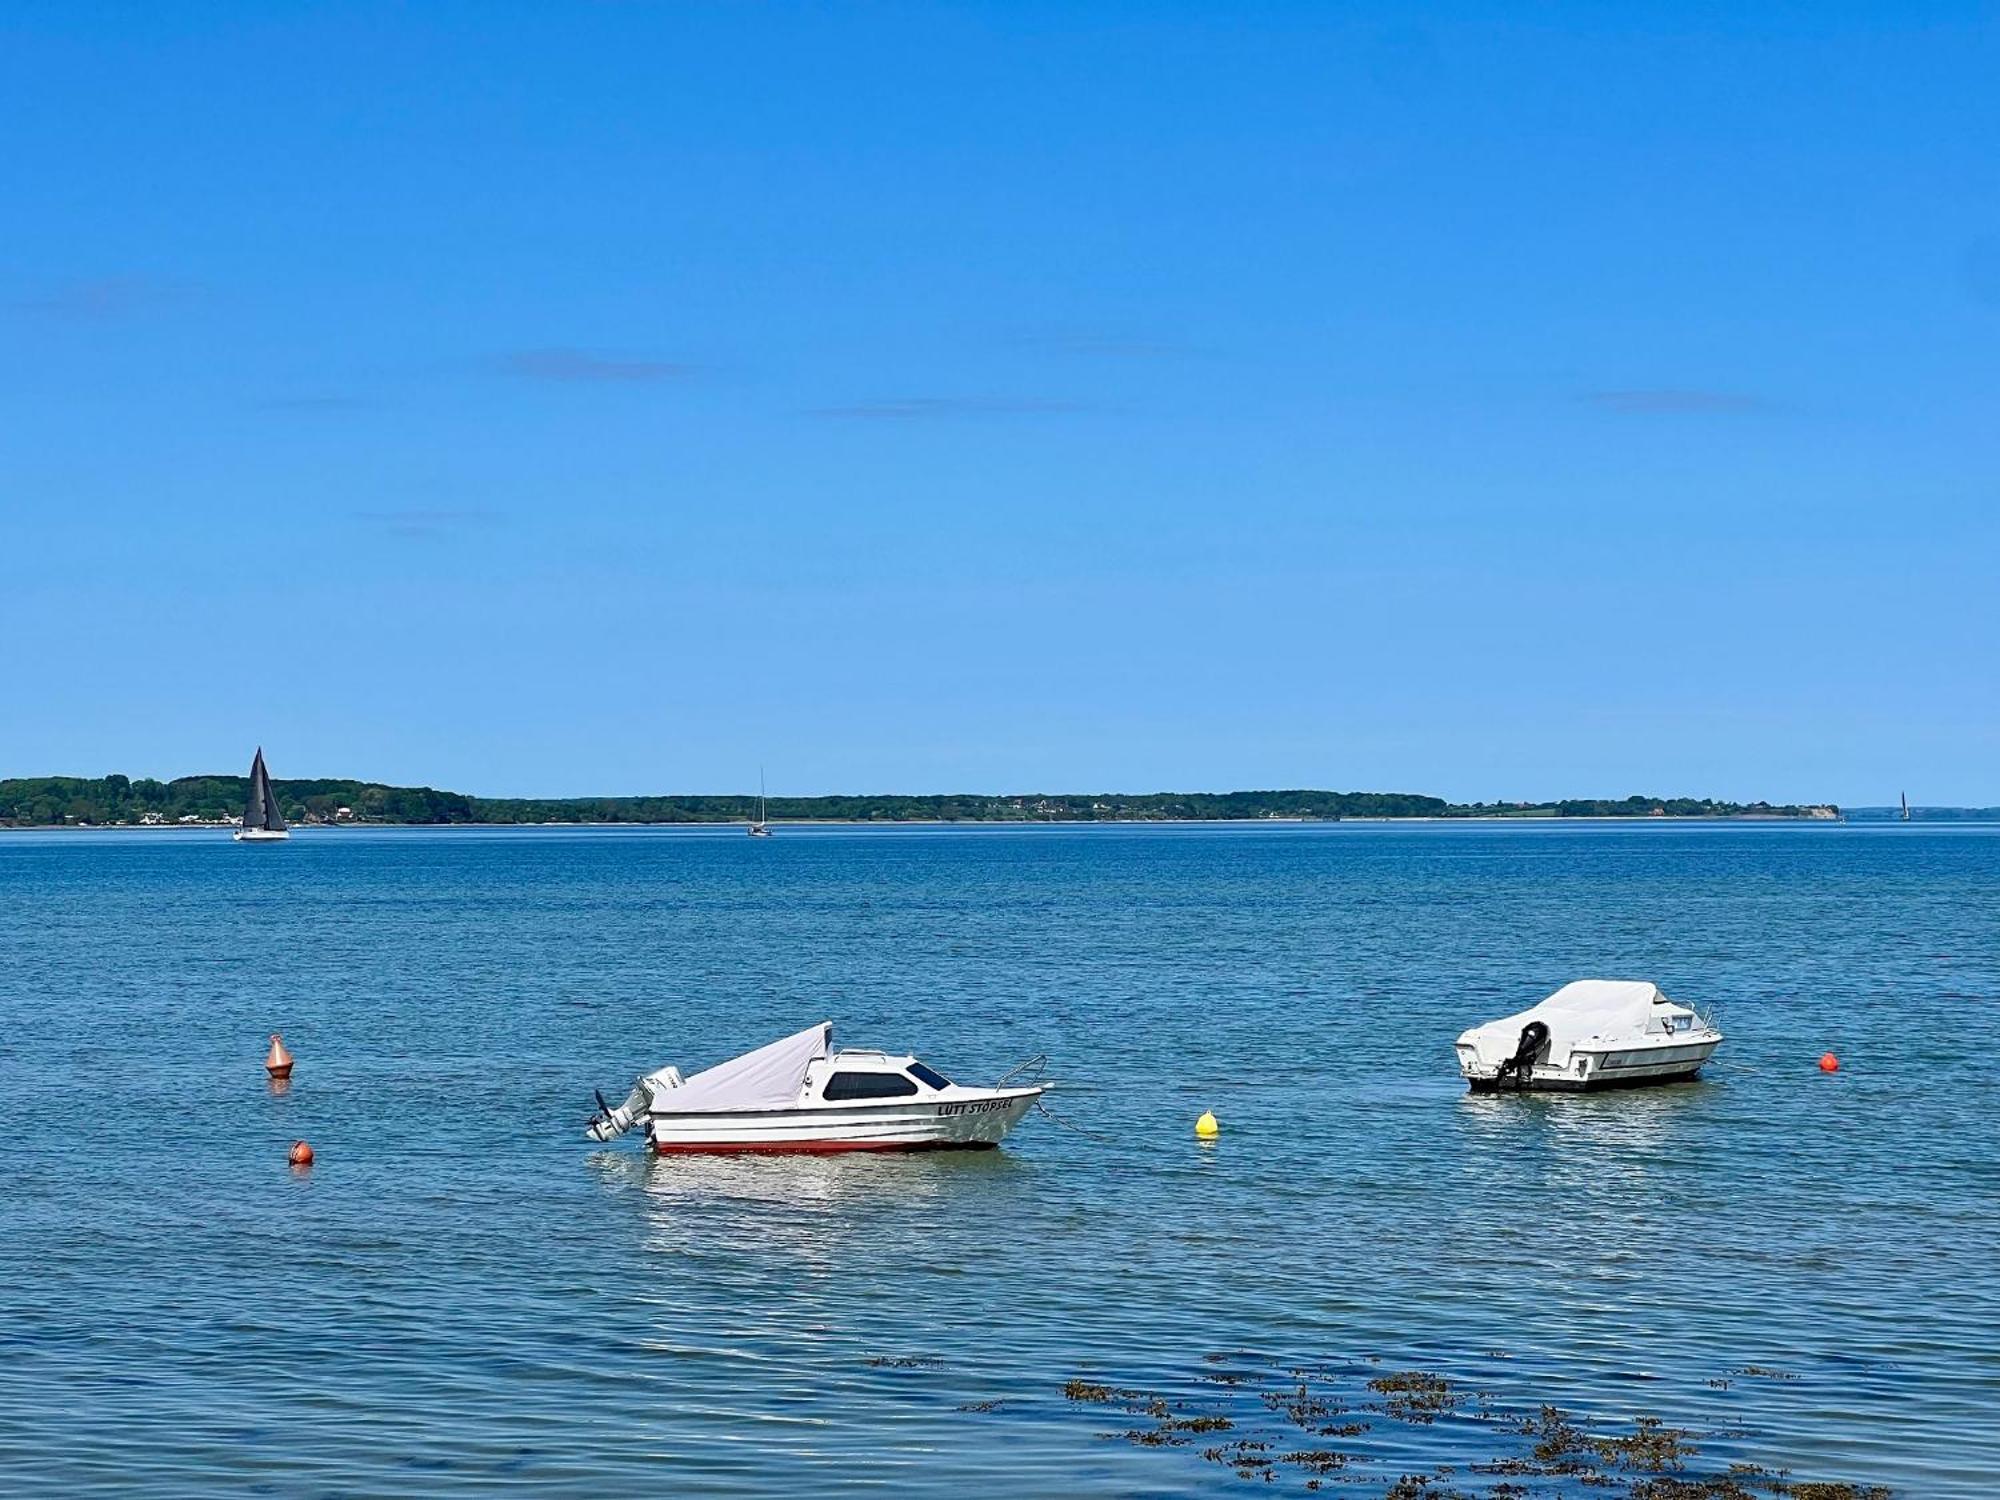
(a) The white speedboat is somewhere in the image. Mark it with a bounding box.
[586,1022,1045,1154]
[1455,980,1722,1093]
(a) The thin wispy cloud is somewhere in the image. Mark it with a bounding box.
[494,347,693,383]
[352,508,505,539]
[807,396,1092,419]
[13,275,196,319]
[1581,388,1768,414]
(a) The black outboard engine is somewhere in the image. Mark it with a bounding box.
[1495,1020,1551,1089]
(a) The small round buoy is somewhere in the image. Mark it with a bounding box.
[265,1033,294,1080]
[1194,1110,1219,1139]
[1818,1052,1840,1073]
[289,1140,314,1167]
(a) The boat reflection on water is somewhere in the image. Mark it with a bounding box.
[585,1144,1028,1264]
[1451,1080,1723,1258]
[1454,1074,1716,1153]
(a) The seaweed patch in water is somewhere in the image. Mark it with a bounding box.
[1368,1370,1464,1423]
[1384,1474,1472,1499]
[1118,1427,1193,1448]
[1519,1403,1595,1469]
[1281,1447,1350,1475]
[1263,1380,1354,1431]
[1047,1355,1896,1497]
[1201,1439,1276,1479]
[1595,1415,1698,1472]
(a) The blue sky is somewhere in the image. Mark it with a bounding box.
[4,2,1995,802]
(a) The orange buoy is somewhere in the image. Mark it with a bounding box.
[265,1033,294,1080]
[288,1139,314,1167]
[1818,1052,1840,1073]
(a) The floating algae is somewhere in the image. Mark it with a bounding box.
[1368,1370,1465,1423]
[1200,1438,1276,1480]
[1052,1354,1895,1496]
[1263,1380,1367,1436]
[1596,1415,1699,1473]
[1383,1473,1471,1499]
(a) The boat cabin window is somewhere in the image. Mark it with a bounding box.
[822,1070,920,1101]
[907,1061,953,1091]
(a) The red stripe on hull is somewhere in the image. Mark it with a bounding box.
[649,1138,999,1156]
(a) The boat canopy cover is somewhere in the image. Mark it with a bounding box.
[666,1022,833,1111]
[1456,980,1682,1066]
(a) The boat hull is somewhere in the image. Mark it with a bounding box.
[647,1087,1042,1155]
[1464,1038,1720,1093]
[232,829,291,842]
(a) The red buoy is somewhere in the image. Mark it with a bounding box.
[289,1140,314,1167]
[265,1033,294,1080]
[1818,1052,1840,1073]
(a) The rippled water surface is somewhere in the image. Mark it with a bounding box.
[3,822,1996,1496]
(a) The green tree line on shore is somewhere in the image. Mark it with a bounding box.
[0,775,1836,827]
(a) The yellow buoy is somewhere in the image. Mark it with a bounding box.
[1194,1110,1219,1139]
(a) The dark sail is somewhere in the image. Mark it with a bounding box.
[257,752,287,832]
[244,749,287,832]
[241,751,265,830]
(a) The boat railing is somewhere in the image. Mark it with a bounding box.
[996,1053,1048,1088]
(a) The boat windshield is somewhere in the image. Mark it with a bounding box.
[823,1070,919,1101]
[908,1061,953,1090]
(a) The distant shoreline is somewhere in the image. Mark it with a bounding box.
[1,774,1855,830]
[7,812,1886,833]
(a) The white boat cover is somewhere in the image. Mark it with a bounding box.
[663,1022,832,1112]
[1457,980,1680,1066]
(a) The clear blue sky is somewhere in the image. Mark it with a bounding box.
[4,3,1995,803]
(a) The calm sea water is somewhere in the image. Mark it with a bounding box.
[2,822,1996,1497]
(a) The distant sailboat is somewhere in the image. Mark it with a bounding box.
[233,748,291,842]
[1901,791,1911,823]
[748,768,772,837]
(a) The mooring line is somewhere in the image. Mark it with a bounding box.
[1034,1096,1116,1145]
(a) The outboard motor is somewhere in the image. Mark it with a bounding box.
[1495,1021,1551,1089]
[585,1065,683,1143]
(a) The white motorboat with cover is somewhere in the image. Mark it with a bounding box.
[1455,980,1722,1093]
[586,1023,1046,1154]
[233,748,290,842]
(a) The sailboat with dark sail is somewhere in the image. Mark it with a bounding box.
[234,748,291,842]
